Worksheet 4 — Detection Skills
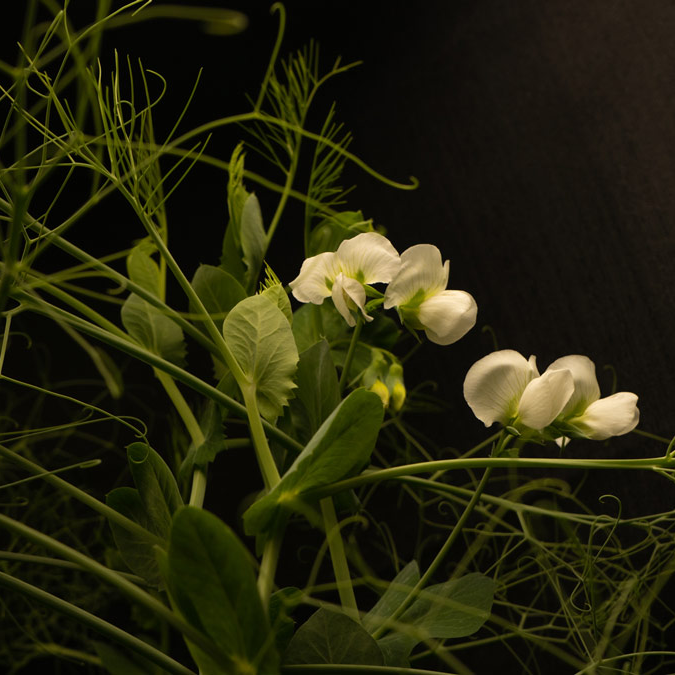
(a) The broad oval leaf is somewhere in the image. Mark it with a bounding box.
[283,608,383,666]
[290,339,340,444]
[190,264,246,328]
[164,506,278,675]
[121,294,186,365]
[127,243,160,297]
[243,388,383,536]
[223,294,298,422]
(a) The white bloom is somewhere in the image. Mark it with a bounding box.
[463,349,574,431]
[544,355,639,440]
[289,232,400,326]
[383,244,477,345]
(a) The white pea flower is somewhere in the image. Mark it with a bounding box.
[383,244,477,345]
[463,349,574,431]
[289,232,400,326]
[544,355,639,440]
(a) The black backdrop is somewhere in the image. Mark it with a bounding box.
[4,0,675,518]
[97,0,675,514]
[4,1,675,672]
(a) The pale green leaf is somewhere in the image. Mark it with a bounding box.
[223,294,298,422]
[121,294,186,365]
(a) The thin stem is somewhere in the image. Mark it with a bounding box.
[257,530,283,611]
[320,496,359,622]
[0,571,196,675]
[153,369,208,508]
[371,467,493,640]
[241,383,281,491]
[309,454,675,500]
[339,315,363,392]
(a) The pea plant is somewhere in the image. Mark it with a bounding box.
[2,3,675,675]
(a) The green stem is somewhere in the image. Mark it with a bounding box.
[309,454,675,499]
[339,316,363,392]
[0,513,229,665]
[153,369,208,508]
[320,496,359,622]
[241,383,281,491]
[257,529,283,611]
[0,444,160,545]
[371,467,493,640]
[0,571,196,675]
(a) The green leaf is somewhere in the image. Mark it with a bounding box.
[178,401,227,483]
[190,264,247,328]
[127,242,161,297]
[106,487,163,586]
[269,587,303,655]
[240,192,266,289]
[93,641,157,675]
[290,340,340,443]
[121,294,186,365]
[106,443,183,586]
[127,442,183,538]
[401,572,494,639]
[282,608,383,666]
[362,561,420,634]
[243,389,383,536]
[223,294,299,422]
[365,571,494,666]
[164,506,279,675]
[261,283,292,324]
[220,144,266,291]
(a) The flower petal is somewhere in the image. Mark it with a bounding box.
[383,244,448,309]
[572,392,639,440]
[545,355,600,416]
[331,273,371,326]
[463,349,540,427]
[336,232,400,284]
[289,251,340,304]
[518,368,574,430]
[418,290,477,345]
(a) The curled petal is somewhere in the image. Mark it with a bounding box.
[572,392,639,440]
[336,232,401,284]
[418,290,477,345]
[331,273,371,326]
[463,350,539,427]
[289,252,340,304]
[383,244,448,309]
[546,355,600,416]
[518,368,574,430]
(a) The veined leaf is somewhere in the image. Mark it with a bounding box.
[223,294,298,422]
[121,294,186,365]
[290,340,340,443]
[127,242,161,297]
[362,565,494,667]
[163,507,279,675]
[282,608,383,666]
[240,192,266,289]
[243,388,383,536]
[190,264,247,329]
[106,443,183,586]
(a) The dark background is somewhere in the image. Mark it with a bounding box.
[4,0,675,512]
[99,0,675,514]
[4,1,675,672]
